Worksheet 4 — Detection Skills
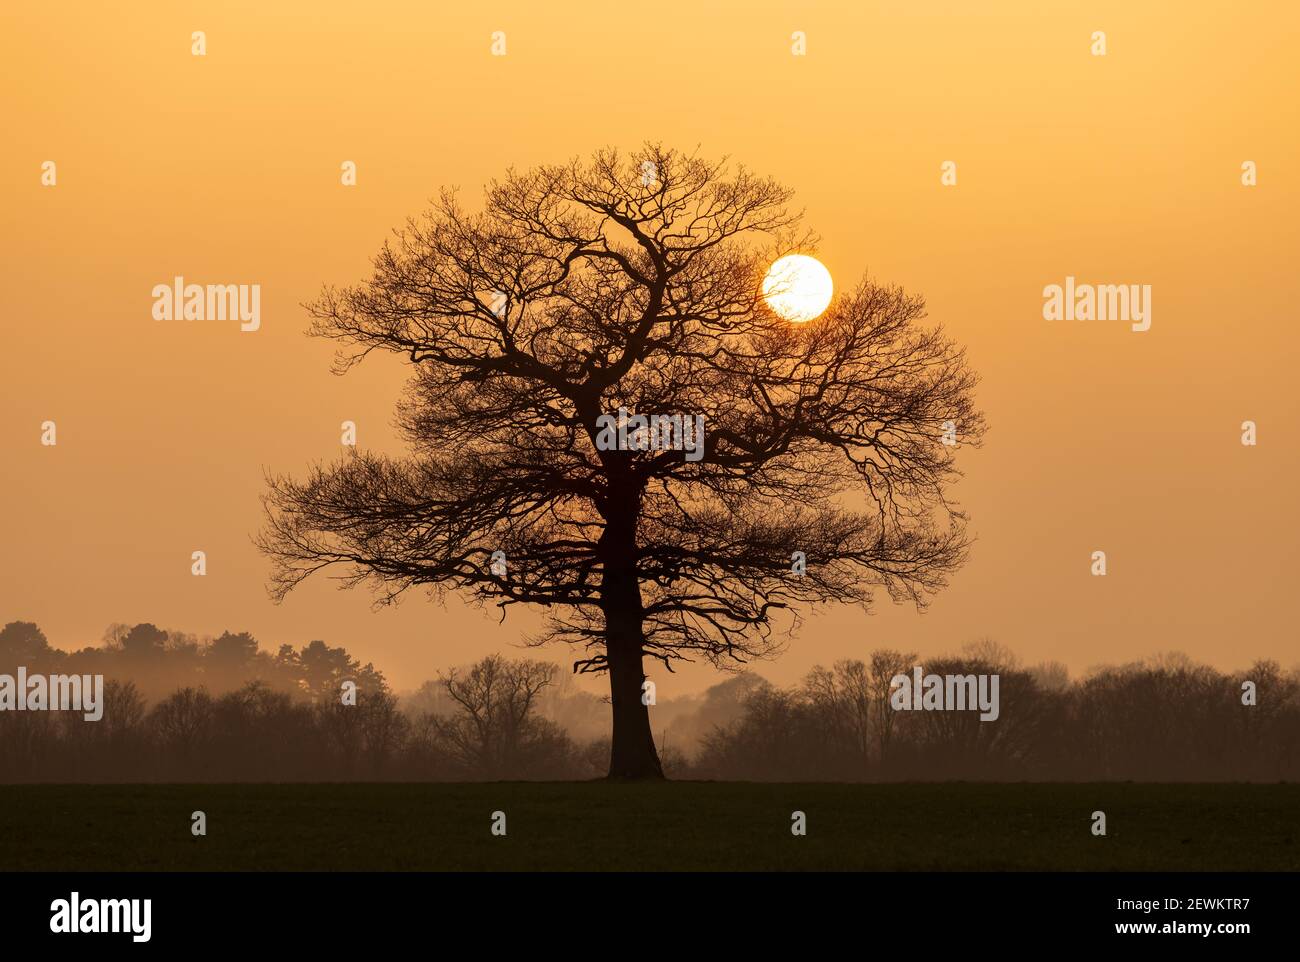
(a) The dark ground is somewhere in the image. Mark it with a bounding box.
[0,782,1295,871]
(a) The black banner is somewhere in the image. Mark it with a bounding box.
[0,871,1283,948]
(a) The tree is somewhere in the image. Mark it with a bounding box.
[804,660,873,768]
[274,639,386,704]
[260,145,985,779]
[149,687,215,769]
[434,656,568,779]
[0,621,59,668]
[204,630,261,690]
[868,648,916,770]
[116,623,168,658]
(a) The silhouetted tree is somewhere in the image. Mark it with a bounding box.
[868,648,915,769]
[0,621,60,668]
[202,631,261,690]
[275,639,386,704]
[804,660,873,769]
[259,145,986,779]
[150,687,214,772]
[118,623,167,658]
[434,655,571,778]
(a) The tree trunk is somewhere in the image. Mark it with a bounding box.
[605,618,664,780]
[599,536,664,779]
[597,467,664,780]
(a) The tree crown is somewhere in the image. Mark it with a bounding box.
[260,145,985,672]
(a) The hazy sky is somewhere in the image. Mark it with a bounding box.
[4,1,1297,697]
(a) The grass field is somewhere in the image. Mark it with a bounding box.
[0,782,1295,871]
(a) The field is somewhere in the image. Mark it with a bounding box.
[0,782,1296,871]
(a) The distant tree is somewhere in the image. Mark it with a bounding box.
[1028,661,1070,693]
[118,623,168,658]
[0,621,58,667]
[102,680,148,737]
[961,637,1019,670]
[208,631,259,665]
[275,639,386,704]
[202,631,263,691]
[868,648,916,768]
[434,656,571,778]
[150,687,214,766]
[259,145,986,778]
[358,689,410,775]
[804,660,872,767]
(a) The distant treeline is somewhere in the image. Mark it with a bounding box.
[691,646,1300,781]
[0,621,600,782]
[1,622,1296,782]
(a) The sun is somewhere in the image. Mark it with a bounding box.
[762,254,833,323]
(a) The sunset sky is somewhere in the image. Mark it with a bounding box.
[4,1,1297,696]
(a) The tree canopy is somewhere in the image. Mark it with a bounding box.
[260,145,985,777]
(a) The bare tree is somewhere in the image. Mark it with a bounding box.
[869,648,917,769]
[434,656,567,778]
[804,660,873,767]
[260,145,985,778]
[150,687,214,766]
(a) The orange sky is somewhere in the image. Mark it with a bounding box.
[3,1,1297,696]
